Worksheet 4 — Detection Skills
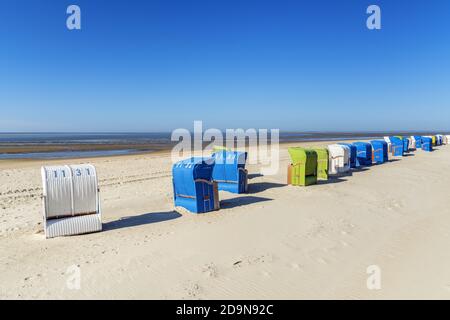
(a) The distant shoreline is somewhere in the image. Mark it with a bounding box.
[0,131,448,160]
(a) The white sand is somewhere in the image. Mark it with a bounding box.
[1,142,450,299]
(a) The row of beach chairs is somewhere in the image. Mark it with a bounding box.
[285,135,447,187]
[40,134,448,238]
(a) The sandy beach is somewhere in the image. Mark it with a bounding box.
[1,141,450,299]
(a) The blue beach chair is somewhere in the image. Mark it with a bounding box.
[212,151,249,194]
[172,157,220,213]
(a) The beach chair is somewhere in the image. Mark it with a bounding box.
[287,147,318,186]
[339,143,359,168]
[311,147,329,180]
[446,135,450,145]
[413,136,422,149]
[407,137,416,151]
[370,140,388,164]
[403,138,410,152]
[41,165,102,239]
[409,136,416,150]
[389,137,404,156]
[173,157,219,213]
[383,137,393,154]
[431,136,437,146]
[421,137,433,152]
[327,144,350,175]
[392,136,409,152]
[212,150,248,194]
[353,142,373,166]
[436,134,444,146]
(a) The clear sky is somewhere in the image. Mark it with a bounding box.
[1,0,449,132]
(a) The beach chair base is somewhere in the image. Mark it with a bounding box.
[287,164,317,186]
[45,214,102,239]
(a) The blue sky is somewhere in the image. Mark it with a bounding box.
[1,0,449,132]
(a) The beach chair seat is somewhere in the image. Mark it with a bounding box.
[370,140,388,164]
[173,157,219,213]
[327,144,350,175]
[287,147,318,186]
[311,148,329,180]
[353,142,373,165]
[41,164,102,239]
[212,151,248,194]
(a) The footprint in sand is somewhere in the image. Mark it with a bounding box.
[289,262,304,271]
[316,257,330,265]
[184,281,202,298]
[201,263,218,278]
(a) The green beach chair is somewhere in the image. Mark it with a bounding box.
[311,148,329,180]
[287,147,318,186]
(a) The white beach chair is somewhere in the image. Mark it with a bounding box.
[437,134,445,145]
[41,164,102,239]
[327,144,350,175]
[408,137,416,150]
[383,136,392,153]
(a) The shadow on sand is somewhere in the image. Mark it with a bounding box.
[247,173,264,180]
[103,211,181,231]
[249,182,286,194]
[220,196,272,209]
[316,177,347,185]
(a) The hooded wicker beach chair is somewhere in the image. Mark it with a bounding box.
[338,143,359,168]
[172,157,220,213]
[311,147,329,180]
[287,147,318,186]
[389,137,404,157]
[41,164,102,239]
[421,137,433,152]
[370,140,388,164]
[212,150,248,194]
[353,142,373,165]
[327,144,350,175]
